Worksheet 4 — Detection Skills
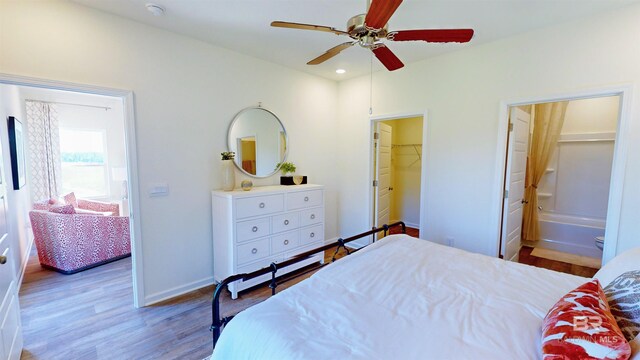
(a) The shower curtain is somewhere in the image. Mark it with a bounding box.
[26,100,62,201]
[522,101,569,242]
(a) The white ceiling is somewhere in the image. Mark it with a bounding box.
[71,0,637,81]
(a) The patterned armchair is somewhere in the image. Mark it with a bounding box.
[29,207,131,274]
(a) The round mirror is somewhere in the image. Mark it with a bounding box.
[227,107,288,178]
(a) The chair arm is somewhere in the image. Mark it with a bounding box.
[77,199,120,216]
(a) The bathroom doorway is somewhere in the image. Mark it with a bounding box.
[499,95,621,270]
[370,115,425,240]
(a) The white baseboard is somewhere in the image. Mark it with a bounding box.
[403,221,419,229]
[143,276,214,306]
[17,234,34,291]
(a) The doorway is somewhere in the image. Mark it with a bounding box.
[0,74,143,307]
[370,115,425,241]
[498,93,625,271]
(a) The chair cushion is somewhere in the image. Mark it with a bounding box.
[49,204,76,214]
[75,208,113,216]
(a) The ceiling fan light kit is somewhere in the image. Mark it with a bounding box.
[271,0,474,71]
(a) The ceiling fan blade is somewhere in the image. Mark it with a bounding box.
[364,0,403,30]
[371,44,404,71]
[271,21,349,36]
[307,42,356,65]
[387,29,474,43]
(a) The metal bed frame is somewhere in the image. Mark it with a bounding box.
[210,221,407,349]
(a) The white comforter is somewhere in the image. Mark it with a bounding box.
[212,235,587,360]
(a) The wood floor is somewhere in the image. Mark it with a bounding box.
[518,246,599,277]
[19,245,351,360]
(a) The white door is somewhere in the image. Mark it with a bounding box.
[374,122,392,238]
[500,107,531,261]
[0,134,23,359]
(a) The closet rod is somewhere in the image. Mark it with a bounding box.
[28,100,111,111]
[391,143,422,147]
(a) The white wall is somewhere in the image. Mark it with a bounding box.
[0,85,32,282]
[0,0,339,304]
[337,3,640,258]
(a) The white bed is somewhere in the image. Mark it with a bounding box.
[212,234,587,359]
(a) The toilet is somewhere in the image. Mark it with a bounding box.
[595,236,605,250]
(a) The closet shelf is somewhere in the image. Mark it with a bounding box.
[391,144,422,167]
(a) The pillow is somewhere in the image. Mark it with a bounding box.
[49,204,76,214]
[595,247,640,287]
[62,192,78,208]
[542,279,631,360]
[605,271,640,354]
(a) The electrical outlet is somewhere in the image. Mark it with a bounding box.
[446,237,455,247]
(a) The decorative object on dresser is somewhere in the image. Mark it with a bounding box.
[240,180,253,191]
[212,184,325,299]
[220,152,236,191]
[276,162,307,185]
[227,105,288,178]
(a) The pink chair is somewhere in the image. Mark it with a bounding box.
[29,208,131,274]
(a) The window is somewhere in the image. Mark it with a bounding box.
[59,129,109,198]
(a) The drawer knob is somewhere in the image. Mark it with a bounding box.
[284,239,289,245]
[259,202,266,209]
[284,219,289,225]
[304,196,309,202]
[251,248,258,254]
[310,232,315,238]
[252,226,258,232]
[310,214,315,220]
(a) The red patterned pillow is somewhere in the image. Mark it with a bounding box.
[62,192,78,208]
[49,204,76,214]
[542,279,631,360]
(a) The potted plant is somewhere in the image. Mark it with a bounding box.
[221,152,235,191]
[276,162,306,185]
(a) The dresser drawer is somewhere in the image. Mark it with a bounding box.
[236,218,270,243]
[272,212,299,234]
[287,190,322,210]
[236,194,285,219]
[271,230,300,254]
[300,207,323,227]
[237,238,270,265]
[300,224,324,247]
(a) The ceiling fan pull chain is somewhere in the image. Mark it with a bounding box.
[369,53,373,115]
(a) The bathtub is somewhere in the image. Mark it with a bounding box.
[537,212,605,259]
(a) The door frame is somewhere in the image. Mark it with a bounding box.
[367,111,428,244]
[0,72,145,307]
[492,84,634,264]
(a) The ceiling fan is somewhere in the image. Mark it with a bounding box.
[271,0,474,71]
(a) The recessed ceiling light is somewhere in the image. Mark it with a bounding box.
[335,69,346,74]
[145,3,166,16]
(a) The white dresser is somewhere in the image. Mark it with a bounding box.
[212,184,325,299]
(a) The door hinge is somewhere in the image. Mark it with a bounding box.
[373,132,379,140]
[509,122,514,132]
[373,180,378,187]
[504,190,509,199]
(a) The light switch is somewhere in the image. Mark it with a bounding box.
[148,183,169,197]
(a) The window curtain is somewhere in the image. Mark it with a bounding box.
[522,101,569,241]
[25,100,61,201]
